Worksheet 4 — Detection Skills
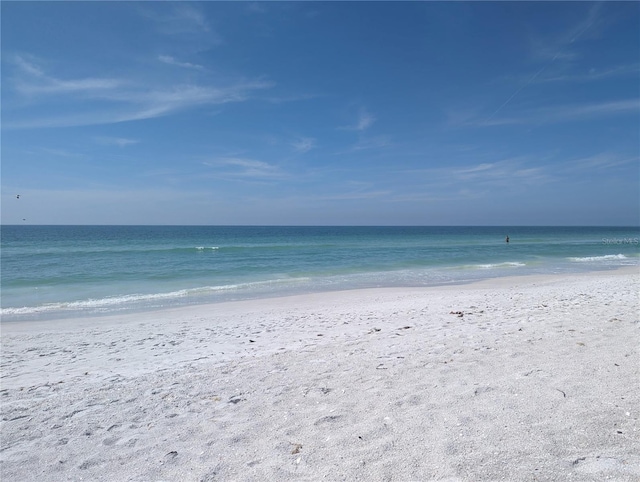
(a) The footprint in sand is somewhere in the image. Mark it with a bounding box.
[314,415,343,425]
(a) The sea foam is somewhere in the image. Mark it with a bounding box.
[465,261,527,269]
[0,277,312,317]
[568,254,627,262]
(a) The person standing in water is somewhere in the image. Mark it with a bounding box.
[505,235,509,243]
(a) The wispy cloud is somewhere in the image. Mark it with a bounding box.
[245,2,267,15]
[112,82,273,121]
[405,157,553,189]
[453,163,495,176]
[158,55,205,71]
[175,4,209,32]
[5,56,273,129]
[348,135,391,152]
[341,108,376,131]
[404,151,636,199]
[480,99,640,126]
[14,55,45,77]
[203,157,284,180]
[451,159,550,184]
[17,76,124,97]
[390,189,481,204]
[291,137,316,153]
[317,189,392,201]
[356,110,375,131]
[310,181,391,201]
[34,147,85,159]
[562,153,639,172]
[547,99,640,121]
[13,55,124,96]
[333,135,392,155]
[263,92,318,104]
[139,4,211,35]
[538,63,640,83]
[485,3,607,124]
[531,2,604,63]
[95,136,140,148]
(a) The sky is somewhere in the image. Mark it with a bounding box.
[1,1,639,226]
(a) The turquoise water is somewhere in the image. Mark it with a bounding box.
[1,226,638,321]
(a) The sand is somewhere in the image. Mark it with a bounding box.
[1,267,639,481]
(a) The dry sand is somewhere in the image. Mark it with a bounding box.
[1,268,639,481]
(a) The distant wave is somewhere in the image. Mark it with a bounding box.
[7,244,326,259]
[568,254,627,262]
[458,261,527,270]
[13,245,227,257]
[1,290,198,316]
[0,278,311,317]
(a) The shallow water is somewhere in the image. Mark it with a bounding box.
[1,225,638,320]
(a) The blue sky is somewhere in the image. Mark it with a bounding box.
[2,1,638,225]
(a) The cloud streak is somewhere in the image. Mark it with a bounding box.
[291,137,316,153]
[95,136,140,147]
[158,55,205,71]
[13,55,124,96]
[139,3,212,35]
[537,63,640,83]
[480,99,640,126]
[203,157,284,180]
[404,157,554,190]
[485,3,605,124]
[5,56,273,129]
[562,153,640,172]
[355,111,375,131]
[341,108,376,131]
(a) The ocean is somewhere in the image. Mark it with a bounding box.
[1,225,638,322]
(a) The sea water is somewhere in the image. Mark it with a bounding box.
[1,226,638,321]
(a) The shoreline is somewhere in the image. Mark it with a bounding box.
[2,264,638,326]
[2,267,639,481]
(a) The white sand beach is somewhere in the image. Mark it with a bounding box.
[1,268,639,481]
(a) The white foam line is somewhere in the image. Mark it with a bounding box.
[568,254,627,262]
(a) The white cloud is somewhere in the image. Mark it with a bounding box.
[356,111,376,131]
[530,2,604,63]
[158,55,205,71]
[481,99,640,127]
[35,147,84,159]
[453,163,495,176]
[95,136,139,147]
[539,63,640,83]
[563,153,639,172]
[14,55,45,77]
[291,137,316,153]
[406,157,553,187]
[264,92,318,104]
[317,189,392,201]
[13,55,123,96]
[547,99,640,121]
[340,136,391,153]
[486,4,610,124]
[245,2,267,14]
[112,82,273,121]
[176,5,209,32]
[203,157,283,179]
[20,77,124,96]
[6,56,274,128]
[341,108,376,131]
[140,4,211,34]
